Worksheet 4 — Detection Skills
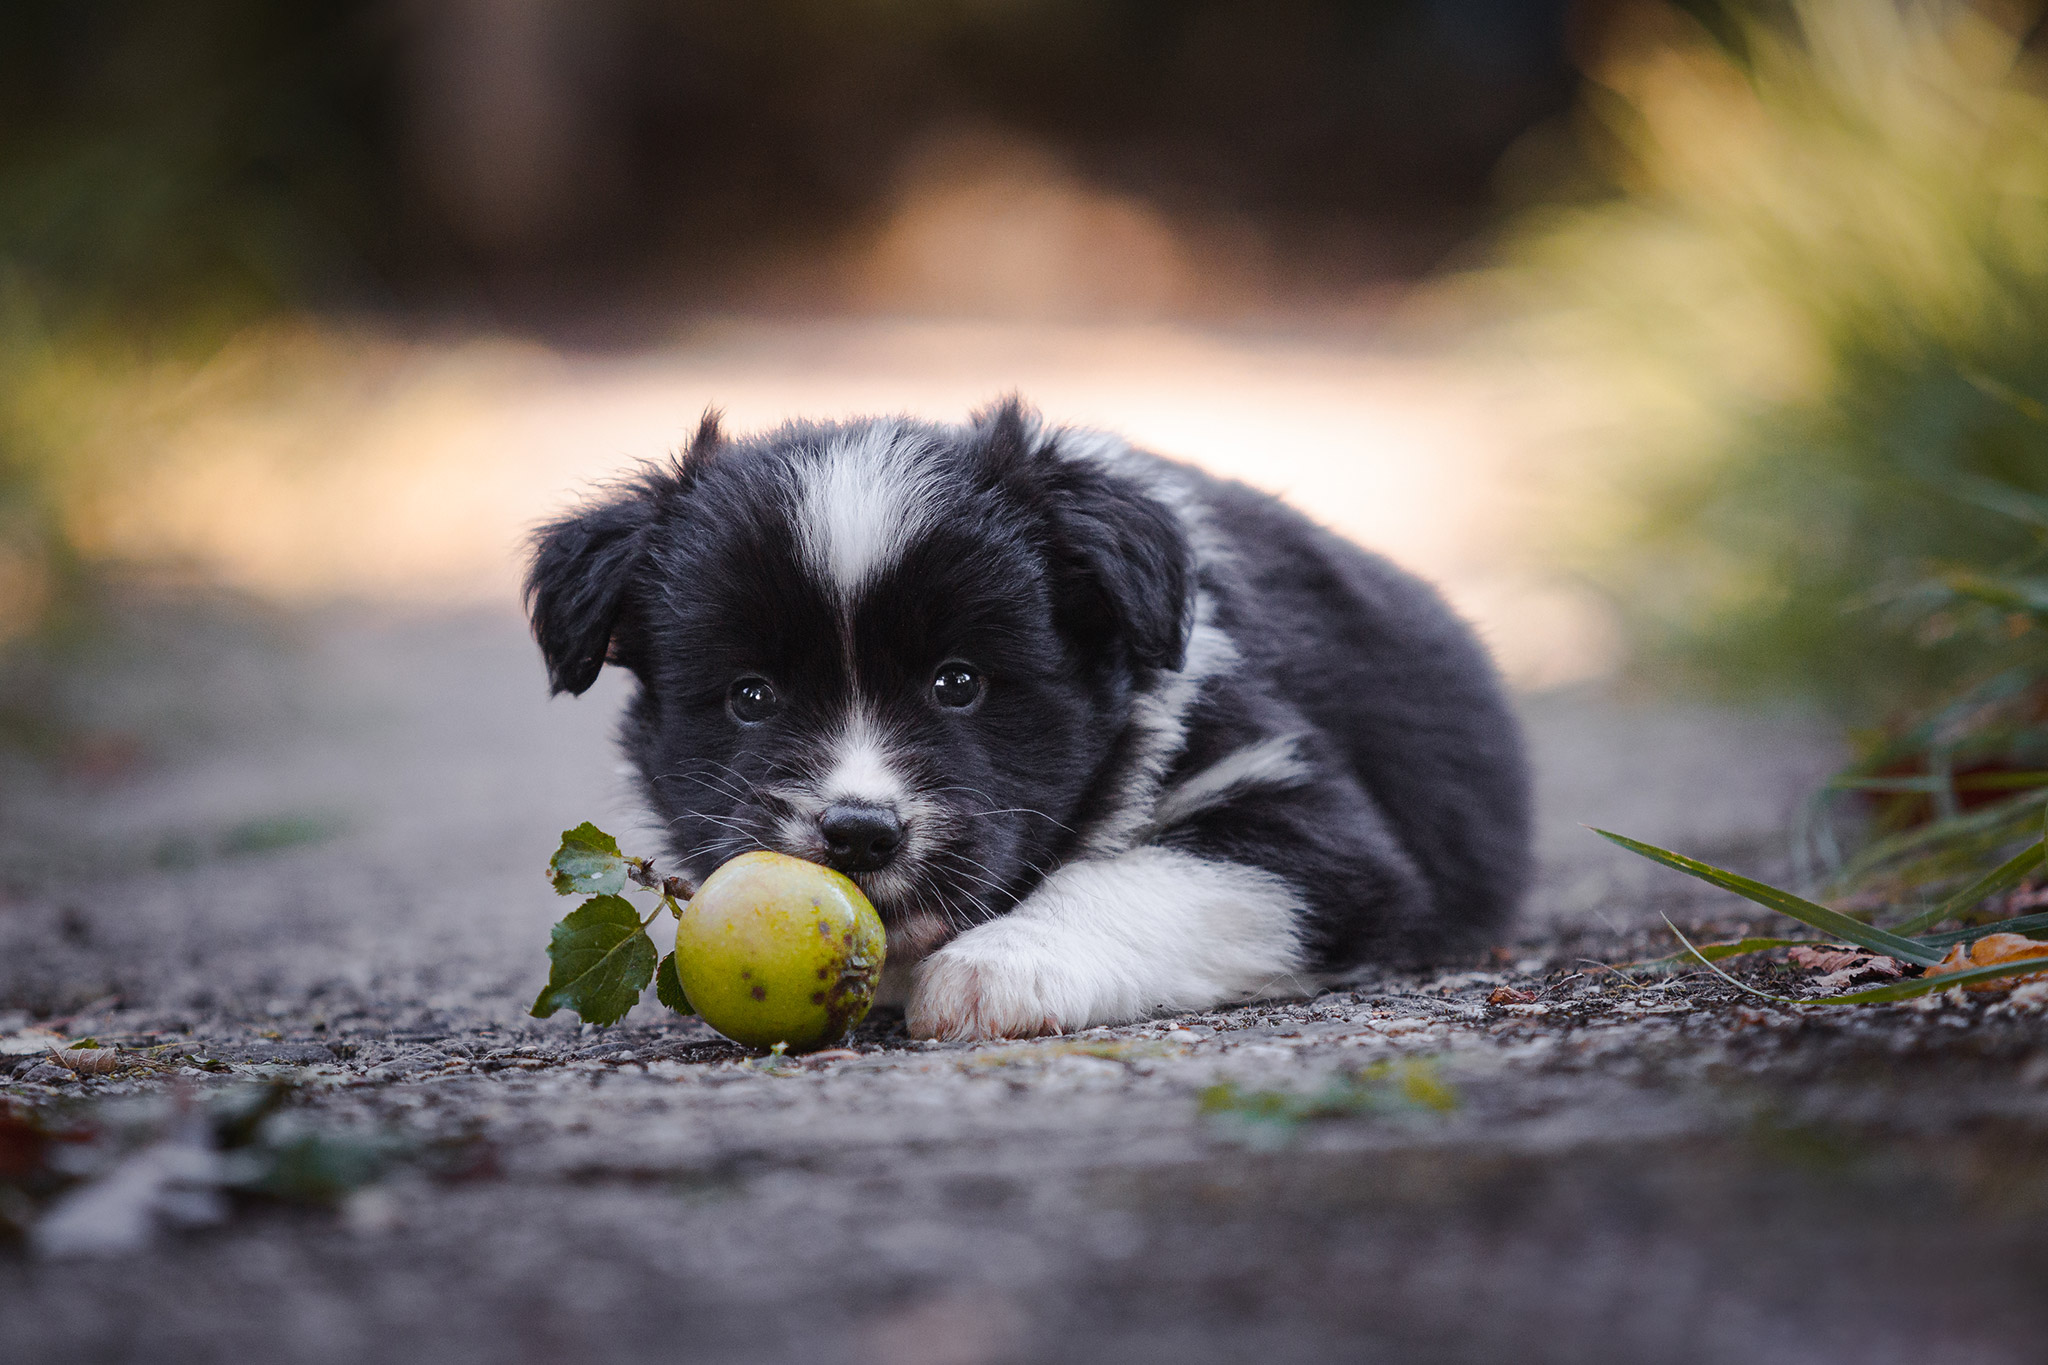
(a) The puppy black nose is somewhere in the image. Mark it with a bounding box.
[819,804,904,873]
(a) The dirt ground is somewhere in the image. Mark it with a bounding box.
[4,603,2046,1365]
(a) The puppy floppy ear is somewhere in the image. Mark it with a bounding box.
[983,402,1195,671]
[1047,462,1194,670]
[526,492,654,696]
[526,413,719,695]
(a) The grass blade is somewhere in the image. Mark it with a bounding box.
[1594,828,1945,967]
[1916,910,2048,949]
[1660,918,1797,1003]
[1950,471,2048,530]
[1660,917,2048,1005]
[1826,775,1952,794]
[1940,571,2048,616]
[1623,936,1825,973]
[1954,772,2048,793]
[1830,787,2048,891]
[1887,839,2044,935]
[1827,772,2048,794]
[1818,955,2048,1003]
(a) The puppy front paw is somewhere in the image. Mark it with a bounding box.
[905,931,1066,1042]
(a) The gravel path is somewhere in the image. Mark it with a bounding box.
[4,605,2045,1365]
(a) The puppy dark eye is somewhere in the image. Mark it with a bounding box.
[728,676,780,724]
[931,663,983,710]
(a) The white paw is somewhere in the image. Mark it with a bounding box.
[905,923,1073,1042]
[902,848,1308,1041]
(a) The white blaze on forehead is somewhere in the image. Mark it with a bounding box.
[819,708,912,808]
[792,422,939,603]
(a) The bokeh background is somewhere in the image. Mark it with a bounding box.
[5,0,2048,917]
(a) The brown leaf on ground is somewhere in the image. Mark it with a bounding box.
[1788,946,1876,974]
[1811,960,1907,993]
[1487,987,1538,1006]
[1923,933,2048,992]
[1786,945,1907,994]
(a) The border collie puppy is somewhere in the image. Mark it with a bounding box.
[527,401,1530,1040]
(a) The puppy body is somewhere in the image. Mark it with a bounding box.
[528,403,1530,1040]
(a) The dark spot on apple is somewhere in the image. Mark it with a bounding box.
[750,984,767,1001]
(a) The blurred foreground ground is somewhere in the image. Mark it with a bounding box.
[4,603,2047,1365]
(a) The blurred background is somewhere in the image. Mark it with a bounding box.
[5,0,2048,950]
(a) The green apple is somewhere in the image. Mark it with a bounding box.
[672,851,886,1051]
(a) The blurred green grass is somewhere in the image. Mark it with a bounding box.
[1492,0,2048,900]
[1498,0,2048,721]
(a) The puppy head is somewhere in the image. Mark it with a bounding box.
[526,402,1193,959]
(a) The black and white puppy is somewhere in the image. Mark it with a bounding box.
[527,401,1531,1040]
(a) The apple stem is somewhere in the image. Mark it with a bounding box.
[626,856,698,903]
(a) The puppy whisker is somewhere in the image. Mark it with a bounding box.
[929,848,1013,899]
[663,762,801,816]
[667,811,771,851]
[673,831,769,868]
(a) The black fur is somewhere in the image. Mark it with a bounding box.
[526,401,1530,977]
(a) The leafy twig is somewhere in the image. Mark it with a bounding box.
[529,824,695,1027]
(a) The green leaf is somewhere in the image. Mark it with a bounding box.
[1594,828,1945,967]
[654,952,693,1015]
[240,1126,397,1204]
[1198,1059,1457,1136]
[1887,839,2044,935]
[529,894,656,1026]
[549,822,627,896]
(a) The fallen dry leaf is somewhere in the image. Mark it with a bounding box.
[1789,946,1906,992]
[1922,933,2048,992]
[51,1049,123,1077]
[1788,945,1878,974]
[1487,987,1538,1006]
